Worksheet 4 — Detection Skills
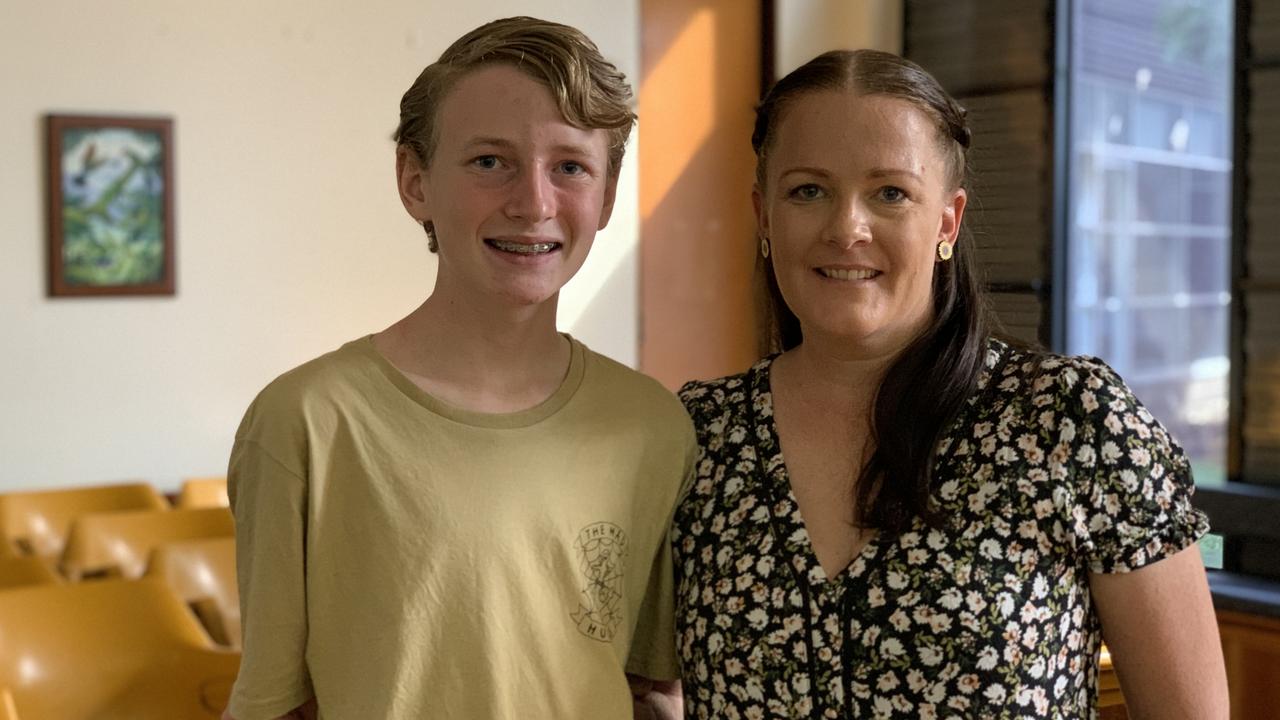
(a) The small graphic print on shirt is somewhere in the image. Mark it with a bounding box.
[570,521,629,642]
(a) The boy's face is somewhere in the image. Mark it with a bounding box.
[398,64,618,308]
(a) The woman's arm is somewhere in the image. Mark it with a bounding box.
[1090,544,1228,720]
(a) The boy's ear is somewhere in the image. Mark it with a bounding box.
[397,146,431,223]
[597,172,619,231]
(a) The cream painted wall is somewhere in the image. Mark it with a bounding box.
[775,0,903,77]
[0,1,640,491]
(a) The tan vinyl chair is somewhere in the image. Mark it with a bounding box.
[0,483,168,559]
[0,687,19,720]
[0,578,238,719]
[0,556,60,591]
[1097,646,1127,717]
[145,536,240,648]
[60,507,233,581]
[177,477,229,509]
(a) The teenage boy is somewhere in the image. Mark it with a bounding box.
[225,16,690,720]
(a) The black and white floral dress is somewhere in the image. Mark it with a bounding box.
[673,338,1209,719]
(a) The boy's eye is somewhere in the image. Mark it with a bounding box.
[472,155,500,170]
[788,184,824,201]
[560,161,585,175]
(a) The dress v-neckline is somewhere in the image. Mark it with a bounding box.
[751,355,881,587]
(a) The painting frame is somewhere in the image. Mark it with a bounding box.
[46,114,175,297]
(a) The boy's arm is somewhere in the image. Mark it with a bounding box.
[222,697,316,720]
[224,435,314,719]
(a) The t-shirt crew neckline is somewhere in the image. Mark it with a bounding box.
[356,333,587,429]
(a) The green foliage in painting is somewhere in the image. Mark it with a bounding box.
[59,127,166,286]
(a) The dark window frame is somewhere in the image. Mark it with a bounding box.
[897,0,1280,602]
[1048,0,1280,602]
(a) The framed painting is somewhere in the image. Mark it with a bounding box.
[46,114,175,296]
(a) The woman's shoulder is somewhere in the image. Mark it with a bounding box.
[986,341,1178,450]
[677,357,773,420]
[987,339,1132,406]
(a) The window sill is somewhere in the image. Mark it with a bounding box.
[1210,570,1280,618]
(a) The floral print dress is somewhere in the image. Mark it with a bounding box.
[673,338,1208,719]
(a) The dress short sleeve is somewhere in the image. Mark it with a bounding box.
[677,380,710,422]
[1065,357,1210,574]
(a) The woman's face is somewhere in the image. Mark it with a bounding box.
[754,91,966,357]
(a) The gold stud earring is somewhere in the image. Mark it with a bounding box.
[760,235,771,258]
[937,241,953,261]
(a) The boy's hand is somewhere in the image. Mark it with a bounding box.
[629,676,682,720]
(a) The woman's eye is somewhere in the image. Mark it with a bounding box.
[472,155,501,170]
[788,184,824,201]
[878,186,907,203]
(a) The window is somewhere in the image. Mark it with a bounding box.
[1065,0,1234,486]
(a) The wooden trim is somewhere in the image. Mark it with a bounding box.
[1219,608,1280,635]
[1218,608,1280,719]
[760,0,775,96]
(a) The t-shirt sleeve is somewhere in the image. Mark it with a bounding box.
[624,517,681,681]
[1065,357,1210,574]
[226,406,314,719]
[625,421,698,681]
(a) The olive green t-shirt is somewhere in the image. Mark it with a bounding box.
[226,336,694,719]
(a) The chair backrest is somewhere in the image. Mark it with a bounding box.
[0,483,168,559]
[177,477,229,509]
[1097,645,1126,710]
[0,556,60,591]
[60,507,233,581]
[145,536,240,647]
[0,579,238,719]
[0,687,19,720]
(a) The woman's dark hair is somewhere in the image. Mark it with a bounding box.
[753,49,991,535]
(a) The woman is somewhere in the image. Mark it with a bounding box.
[674,50,1227,719]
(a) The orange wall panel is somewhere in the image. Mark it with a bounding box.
[639,0,761,389]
